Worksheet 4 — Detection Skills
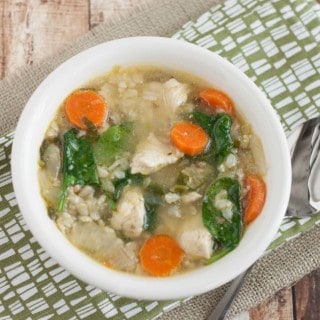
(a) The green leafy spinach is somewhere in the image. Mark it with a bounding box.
[202,177,242,253]
[58,129,99,211]
[192,110,216,135]
[192,110,233,164]
[143,185,165,232]
[212,113,233,164]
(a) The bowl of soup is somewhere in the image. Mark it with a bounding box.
[11,37,291,300]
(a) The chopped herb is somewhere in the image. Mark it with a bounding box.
[82,117,100,142]
[105,193,116,210]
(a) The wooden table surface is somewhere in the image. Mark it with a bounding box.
[1,1,319,319]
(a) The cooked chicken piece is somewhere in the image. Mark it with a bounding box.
[181,192,202,203]
[69,222,138,272]
[41,143,61,183]
[130,133,183,175]
[164,192,181,204]
[177,215,213,260]
[163,78,189,111]
[179,228,213,260]
[109,242,139,272]
[110,186,146,238]
[142,78,189,113]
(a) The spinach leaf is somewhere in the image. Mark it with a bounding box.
[192,111,233,164]
[113,170,144,201]
[93,122,133,167]
[211,113,233,164]
[202,177,242,251]
[58,129,99,211]
[192,110,215,135]
[143,185,165,232]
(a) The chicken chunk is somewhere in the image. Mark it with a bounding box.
[110,186,146,238]
[163,78,189,111]
[179,228,213,260]
[41,143,61,182]
[181,192,202,203]
[69,222,138,272]
[130,133,183,175]
[142,78,189,113]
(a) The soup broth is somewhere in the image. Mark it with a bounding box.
[39,66,266,276]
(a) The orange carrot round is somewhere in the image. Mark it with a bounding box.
[170,121,209,155]
[139,234,185,276]
[243,175,266,225]
[65,89,107,130]
[199,88,234,115]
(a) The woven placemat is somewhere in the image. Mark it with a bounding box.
[0,0,320,319]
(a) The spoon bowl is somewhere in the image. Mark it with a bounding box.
[287,116,320,217]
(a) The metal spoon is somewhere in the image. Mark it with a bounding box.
[286,116,320,217]
[207,116,320,320]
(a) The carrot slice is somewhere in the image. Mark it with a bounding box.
[199,88,234,115]
[65,89,107,130]
[139,234,185,277]
[243,175,266,225]
[170,121,209,155]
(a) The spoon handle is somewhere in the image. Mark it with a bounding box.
[207,267,252,320]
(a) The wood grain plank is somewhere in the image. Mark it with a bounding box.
[0,0,89,78]
[89,0,152,28]
[294,269,320,320]
[248,288,294,320]
[0,1,5,79]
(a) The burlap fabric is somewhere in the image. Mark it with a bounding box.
[1,0,320,319]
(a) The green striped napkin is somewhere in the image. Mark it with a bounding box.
[1,0,319,319]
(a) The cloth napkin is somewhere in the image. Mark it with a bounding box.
[0,0,320,319]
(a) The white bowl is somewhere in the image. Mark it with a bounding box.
[11,37,291,300]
